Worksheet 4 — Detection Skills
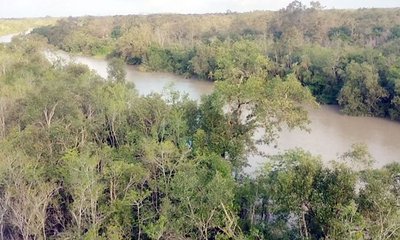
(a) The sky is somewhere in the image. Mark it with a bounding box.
[0,0,399,18]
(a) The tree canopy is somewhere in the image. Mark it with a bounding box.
[1,2,400,239]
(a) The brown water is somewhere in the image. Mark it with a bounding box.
[248,105,400,171]
[4,33,400,170]
[46,52,214,100]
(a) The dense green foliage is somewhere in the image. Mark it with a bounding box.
[33,2,400,119]
[2,2,400,239]
[240,147,400,239]
[1,30,399,239]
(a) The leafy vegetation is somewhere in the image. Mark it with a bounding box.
[1,1,400,239]
[0,29,399,239]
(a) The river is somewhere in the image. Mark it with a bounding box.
[44,52,400,171]
[47,51,214,100]
[2,35,400,171]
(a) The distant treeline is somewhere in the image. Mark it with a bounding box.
[33,2,400,120]
[0,17,57,35]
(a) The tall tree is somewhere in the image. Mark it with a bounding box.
[107,58,127,83]
[338,62,387,116]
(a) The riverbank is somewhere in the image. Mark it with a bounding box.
[3,33,399,170]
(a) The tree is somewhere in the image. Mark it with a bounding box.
[0,149,57,240]
[168,157,239,239]
[103,158,150,239]
[295,45,341,103]
[61,150,105,237]
[111,25,122,39]
[107,58,127,83]
[264,150,324,239]
[387,61,400,120]
[310,1,325,10]
[338,62,387,116]
[95,82,137,148]
[357,164,400,239]
[209,72,315,172]
[250,149,364,239]
[390,25,400,39]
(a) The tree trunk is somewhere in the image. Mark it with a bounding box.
[136,203,141,240]
[302,211,309,239]
[43,103,58,128]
